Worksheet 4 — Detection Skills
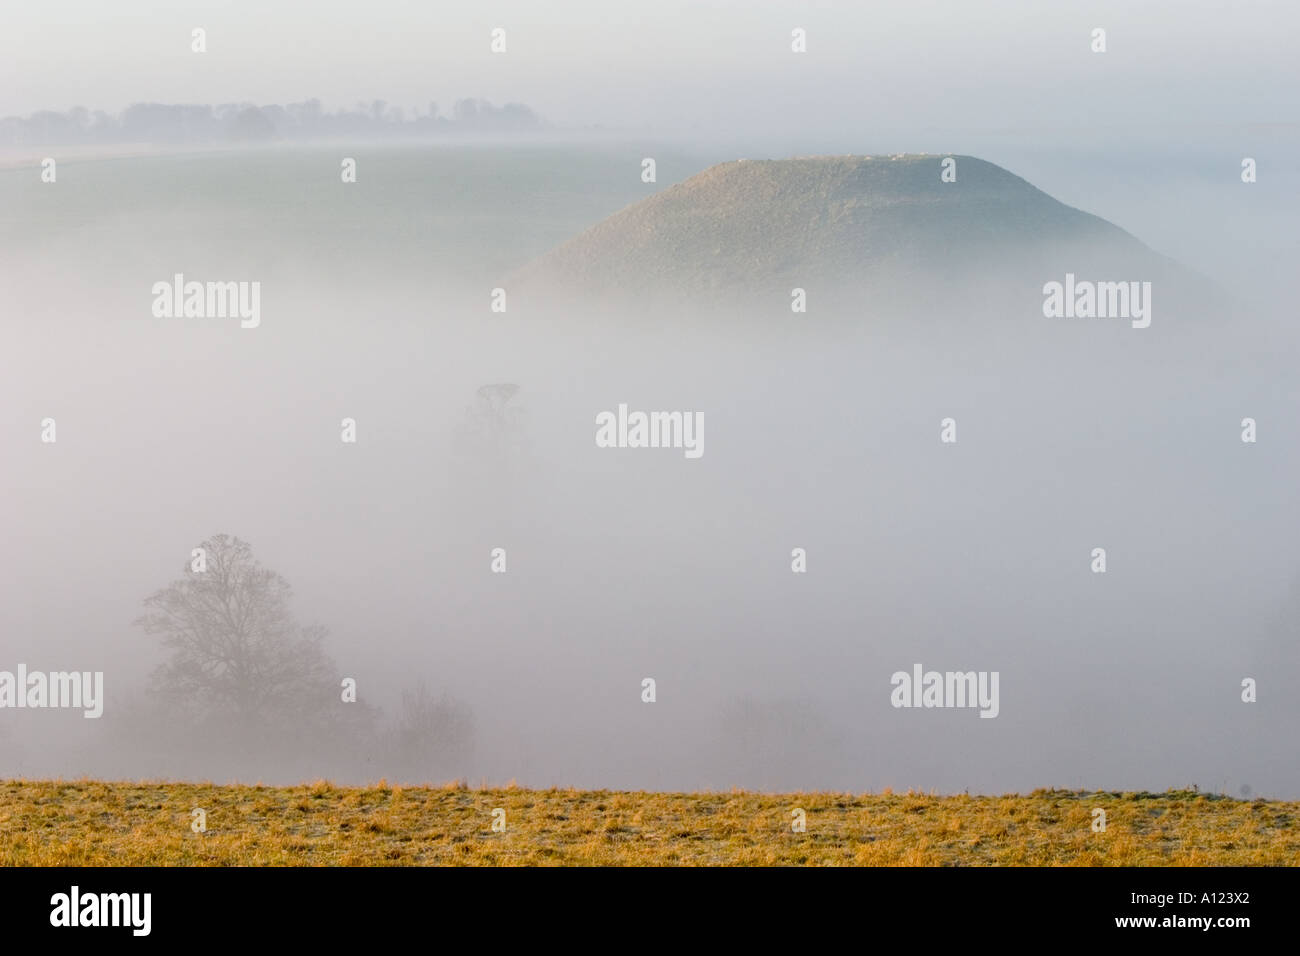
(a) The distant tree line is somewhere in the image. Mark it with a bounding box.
[0,98,543,147]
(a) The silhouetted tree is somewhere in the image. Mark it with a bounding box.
[455,383,529,472]
[389,682,475,782]
[135,534,341,730]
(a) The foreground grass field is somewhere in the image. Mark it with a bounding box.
[2,780,1296,865]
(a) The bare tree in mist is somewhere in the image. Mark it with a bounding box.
[389,683,475,783]
[455,384,528,467]
[135,535,350,733]
[122,534,378,781]
[452,384,534,518]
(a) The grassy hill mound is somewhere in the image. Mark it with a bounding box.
[511,154,1208,321]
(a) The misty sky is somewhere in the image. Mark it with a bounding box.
[3,0,1296,146]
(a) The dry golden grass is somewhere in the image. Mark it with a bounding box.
[1,779,1295,866]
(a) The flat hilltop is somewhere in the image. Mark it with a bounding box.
[2,780,1294,865]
